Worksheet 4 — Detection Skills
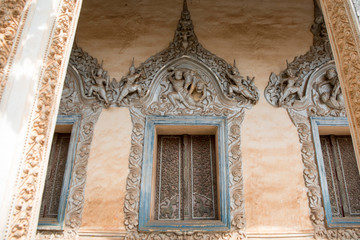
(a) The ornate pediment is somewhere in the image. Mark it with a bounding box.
[70,0,259,111]
[263,3,359,239]
[264,5,344,117]
[266,61,345,117]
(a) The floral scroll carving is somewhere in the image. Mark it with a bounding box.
[35,57,103,239]
[7,0,259,238]
[33,0,259,238]
[121,1,259,239]
[5,0,83,239]
[321,0,360,183]
[0,0,27,102]
[265,3,360,239]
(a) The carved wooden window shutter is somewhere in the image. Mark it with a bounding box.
[38,115,81,230]
[40,132,71,220]
[155,135,218,220]
[320,135,360,218]
[310,117,360,228]
[138,116,231,232]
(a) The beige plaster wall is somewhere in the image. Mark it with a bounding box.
[81,107,132,232]
[78,0,314,235]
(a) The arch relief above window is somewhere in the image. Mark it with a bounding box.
[265,3,360,239]
[37,0,260,238]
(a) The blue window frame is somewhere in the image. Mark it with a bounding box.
[38,115,81,230]
[139,115,231,232]
[311,117,360,227]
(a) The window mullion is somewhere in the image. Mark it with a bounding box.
[183,135,192,220]
[330,135,350,216]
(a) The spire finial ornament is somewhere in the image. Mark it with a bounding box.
[183,0,188,12]
[173,0,198,53]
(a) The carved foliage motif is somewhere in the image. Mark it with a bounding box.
[322,0,360,186]
[265,5,333,109]
[0,0,27,102]
[267,61,346,117]
[35,63,103,239]
[124,108,247,239]
[140,61,254,117]
[119,3,259,109]
[289,110,360,239]
[5,0,82,239]
[69,1,259,110]
[121,1,258,238]
[265,2,360,239]
[5,0,257,238]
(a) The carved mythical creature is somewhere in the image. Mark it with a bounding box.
[116,60,143,105]
[159,197,178,219]
[195,197,212,217]
[226,61,257,102]
[279,68,303,106]
[318,68,344,110]
[87,68,109,105]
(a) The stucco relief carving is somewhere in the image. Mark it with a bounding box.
[0,0,27,102]
[67,1,259,111]
[121,1,258,239]
[124,108,248,240]
[267,61,346,117]
[114,2,258,110]
[30,0,259,238]
[265,6,332,109]
[320,0,360,181]
[5,0,82,239]
[265,3,359,239]
[136,57,258,119]
[35,63,102,240]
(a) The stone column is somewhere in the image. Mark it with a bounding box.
[0,0,82,239]
[320,0,360,172]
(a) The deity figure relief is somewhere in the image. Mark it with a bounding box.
[318,68,344,109]
[226,62,257,102]
[279,68,303,106]
[167,68,207,109]
[116,60,144,105]
[87,68,109,104]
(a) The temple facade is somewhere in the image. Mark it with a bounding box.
[0,0,360,239]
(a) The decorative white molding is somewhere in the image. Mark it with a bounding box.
[3,0,83,239]
[0,0,29,102]
[120,1,259,239]
[350,0,360,26]
[320,0,360,174]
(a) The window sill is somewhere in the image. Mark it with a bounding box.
[327,216,360,228]
[139,220,230,232]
